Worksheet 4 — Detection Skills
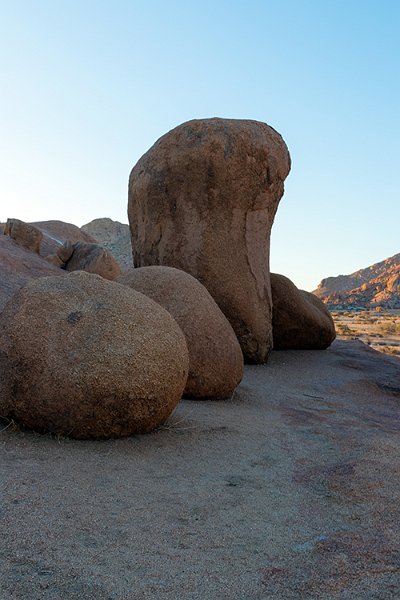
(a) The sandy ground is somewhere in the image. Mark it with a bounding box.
[332,310,400,357]
[1,340,400,600]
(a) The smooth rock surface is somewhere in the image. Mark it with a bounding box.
[0,341,399,599]
[118,266,243,399]
[128,118,291,363]
[0,272,189,438]
[271,273,336,349]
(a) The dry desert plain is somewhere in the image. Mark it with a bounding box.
[332,309,400,357]
[1,339,400,599]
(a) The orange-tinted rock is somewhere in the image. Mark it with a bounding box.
[32,220,97,258]
[313,252,400,309]
[65,242,121,280]
[118,266,243,399]
[128,118,291,363]
[271,273,336,350]
[4,218,42,253]
[0,272,189,438]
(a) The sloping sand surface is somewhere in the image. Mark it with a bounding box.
[1,341,399,599]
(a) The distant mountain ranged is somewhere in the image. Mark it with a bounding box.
[313,253,400,309]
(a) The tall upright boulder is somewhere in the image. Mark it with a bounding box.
[128,118,291,363]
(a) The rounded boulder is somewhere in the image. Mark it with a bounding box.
[65,242,122,280]
[271,273,336,350]
[118,266,243,399]
[0,272,189,438]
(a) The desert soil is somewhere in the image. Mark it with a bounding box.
[332,309,400,357]
[1,340,399,599]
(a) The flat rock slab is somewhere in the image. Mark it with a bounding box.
[1,341,399,599]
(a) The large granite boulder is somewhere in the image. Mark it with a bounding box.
[118,266,243,399]
[0,272,189,438]
[64,241,121,280]
[82,218,133,271]
[4,219,43,253]
[271,273,336,350]
[0,234,63,313]
[128,118,291,363]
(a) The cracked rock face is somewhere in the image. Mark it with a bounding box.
[128,118,291,362]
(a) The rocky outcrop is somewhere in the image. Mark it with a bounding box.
[4,219,43,253]
[271,273,336,349]
[63,241,121,280]
[313,253,400,309]
[32,220,96,257]
[82,218,132,270]
[128,118,291,363]
[118,266,243,399]
[0,234,63,313]
[0,272,189,438]
[45,241,122,279]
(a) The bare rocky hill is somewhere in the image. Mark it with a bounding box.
[314,252,400,309]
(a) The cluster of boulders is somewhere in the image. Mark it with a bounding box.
[48,240,121,280]
[4,217,121,279]
[0,118,335,439]
[81,218,132,271]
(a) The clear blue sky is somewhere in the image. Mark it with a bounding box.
[1,0,399,290]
